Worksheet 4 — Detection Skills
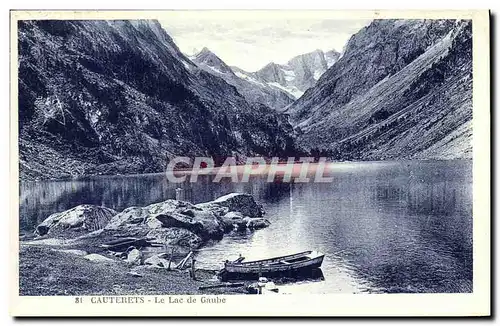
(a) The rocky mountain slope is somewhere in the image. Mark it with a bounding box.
[18,20,299,180]
[285,19,472,160]
[191,47,295,110]
[232,49,340,100]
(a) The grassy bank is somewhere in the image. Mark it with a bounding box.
[19,245,247,296]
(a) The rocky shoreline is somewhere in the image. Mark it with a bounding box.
[19,193,270,295]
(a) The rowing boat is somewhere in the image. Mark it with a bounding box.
[219,250,324,280]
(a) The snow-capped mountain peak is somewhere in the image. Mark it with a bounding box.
[191,48,294,110]
[245,48,340,99]
[191,47,340,107]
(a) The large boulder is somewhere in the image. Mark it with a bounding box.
[146,200,194,215]
[104,207,151,230]
[126,248,143,266]
[144,253,170,268]
[244,217,271,230]
[33,194,265,253]
[153,209,224,240]
[146,227,202,249]
[105,199,224,241]
[105,200,196,231]
[35,205,117,237]
[219,211,246,231]
[219,212,271,231]
[197,193,264,218]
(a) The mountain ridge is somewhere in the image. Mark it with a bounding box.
[285,19,472,160]
[18,20,300,181]
[234,48,341,100]
[18,19,473,181]
[191,47,295,110]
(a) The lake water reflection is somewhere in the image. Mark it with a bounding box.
[20,160,472,293]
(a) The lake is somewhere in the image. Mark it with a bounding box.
[19,160,473,294]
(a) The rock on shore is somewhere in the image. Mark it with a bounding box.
[35,204,117,237]
[197,193,265,218]
[22,193,268,296]
[31,193,270,251]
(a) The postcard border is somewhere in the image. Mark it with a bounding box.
[9,9,491,317]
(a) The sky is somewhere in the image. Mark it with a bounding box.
[158,12,371,71]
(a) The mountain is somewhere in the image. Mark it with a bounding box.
[234,49,340,100]
[191,47,234,74]
[18,20,300,180]
[191,47,294,110]
[284,19,472,160]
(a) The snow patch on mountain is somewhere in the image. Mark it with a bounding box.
[283,70,296,82]
[234,71,266,87]
[245,48,340,99]
[191,47,294,109]
[268,82,304,99]
[313,69,323,80]
[191,47,339,106]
